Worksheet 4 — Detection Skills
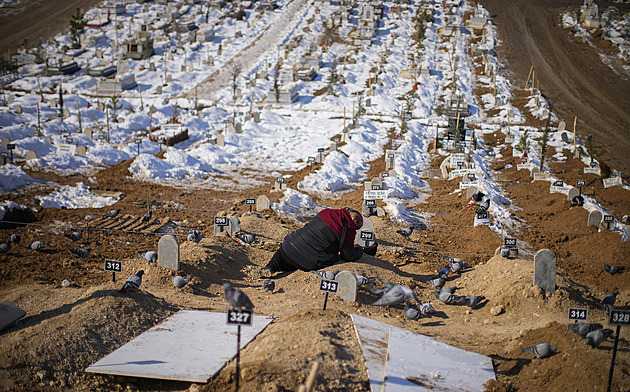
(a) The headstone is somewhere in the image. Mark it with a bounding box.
[44,136,53,144]
[76,145,87,156]
[228,216,241,234]
[567,187,580,202]
[0,300,26,331]
[335,271,357,302]
[439,156,451,179]
[371,177,383,190]
[149,62,156,72]
[188,64,194,73]
[166,74,173,83]
[25,150,37,161]
[274,177,287,191]
[157,85,163,95]
[84,127,93,138]
[253,112,260,123]
[63,108,71,119]
[157,235,180,270]
[362,199,377,216]
[561,132,569,144]
[355,217,375,247]
[7,95,14,105]
[117,59,130,74]
[216,133,225,147]
[388,170,397,178]
[558,120,566,132]
[0,137,9,149]
[14,105,22,114]
[533,249,556,295]
[375,207,386,217]
[214,216,230,235]
[256,195,270,211]
[330,142,337,152]
[587,210,603,227]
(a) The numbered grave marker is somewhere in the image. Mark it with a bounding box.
[227,309,253,326]
[104,259,122,282]
[504,238,517,247]
[609,309,630,326]
[568,307,588,321]
[319,278,338,310]
[245,198,255,212]
[577,180,586,187]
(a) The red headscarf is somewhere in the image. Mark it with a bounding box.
[318,208,362,245]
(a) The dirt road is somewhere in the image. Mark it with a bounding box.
[480,0,630,177]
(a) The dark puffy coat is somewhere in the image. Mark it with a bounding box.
[281,208,363,271]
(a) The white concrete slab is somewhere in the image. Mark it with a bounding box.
[86,310,273,382]
[352,314,495,392]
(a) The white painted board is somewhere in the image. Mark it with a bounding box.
[86,310,273,382]
[352,314,495,392]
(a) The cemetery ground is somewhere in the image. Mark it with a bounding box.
[0,138,629,392]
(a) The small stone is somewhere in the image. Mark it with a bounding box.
[36,371,48,381]
[490,305,504,316]
[188,384,200,392]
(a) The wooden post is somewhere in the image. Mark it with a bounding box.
[573,116,578,158]
[525,65,533,88]
[138,85,143,109]
[76,98,82,133]
[298,361,320,392]
[36,102,41,136]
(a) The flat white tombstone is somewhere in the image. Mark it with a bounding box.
[24,150,37,161]
[567,187,580,202]
[533,249,556,295]
[86,310,272,382]
[216,133,225,147]
[157,235,180,270]
[355,217,375,248]
[587,210,603,227]
[256,195,270,212]
[352,314,495,392]
[0,300,26,331]
[335,271,357,302]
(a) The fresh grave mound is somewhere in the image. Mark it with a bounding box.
[0,284,175,391]
[201,309,370,392]
[487,321,630,392]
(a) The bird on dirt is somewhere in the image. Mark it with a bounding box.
[172,276,189,289]
[312,270,340,280]
[354,273,375,286]
[187,230,204,243]
[425,276,446,288]
[444,257,469,273]
[404,305,422,321]
[28,241,49,251]
[522,343,557,359]
[372,282,420,306]
[223,282,254,310]
[141,211,152,223]
[120,270,144,292]
[0,241,10,254]
[70,248,90,258]
[463,295,486,308]
[438,266,450,278]
[432,289,456,304]
[396,226,414,237]
[103,209,120,218]
[585,329,614,348]
[500,247,511,258]
[603,264,625,275]
[138,251,158,264]
[64,231,82,242]
[235,232,255,244]
[602,290,619,315]
[418,302,436,316]
[10,233,20,244]
[568,322,604,337]
[263,280,275,293]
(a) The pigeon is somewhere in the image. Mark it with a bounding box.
[432,290,456,304]
[585,329,613,348]
[235,232,256,244]
[312,270,340,280]
[138,251,158,264]
[426,276,446,288]
[223,282,254,310]
[500,247,511,258]
[70,248,91,258]
[404,305,422,321]
[568,322,604,337]
[418,302,436,316]
[522,343,557,359]
[443,256,469,272]
[441,286,457,294]
[28,241,49,251]
[263,279,275,293]
[603,264,625,275]
[187,230,204,243]
[64,231,82,242]
[120,270,144,292]
[463,295,486,308]
[172,276,189,289]
[602,290,619,315]
[0,241,10,254]
[354,274,374,286]
[372,282,420,306]
[476,198,490,213]
[438,266,450,278]
[141,211,152,223]
[396,226,414,237]
[9,233,20,244]
[103,208,120,218]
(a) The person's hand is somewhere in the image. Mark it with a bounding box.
[363,242,378,256]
